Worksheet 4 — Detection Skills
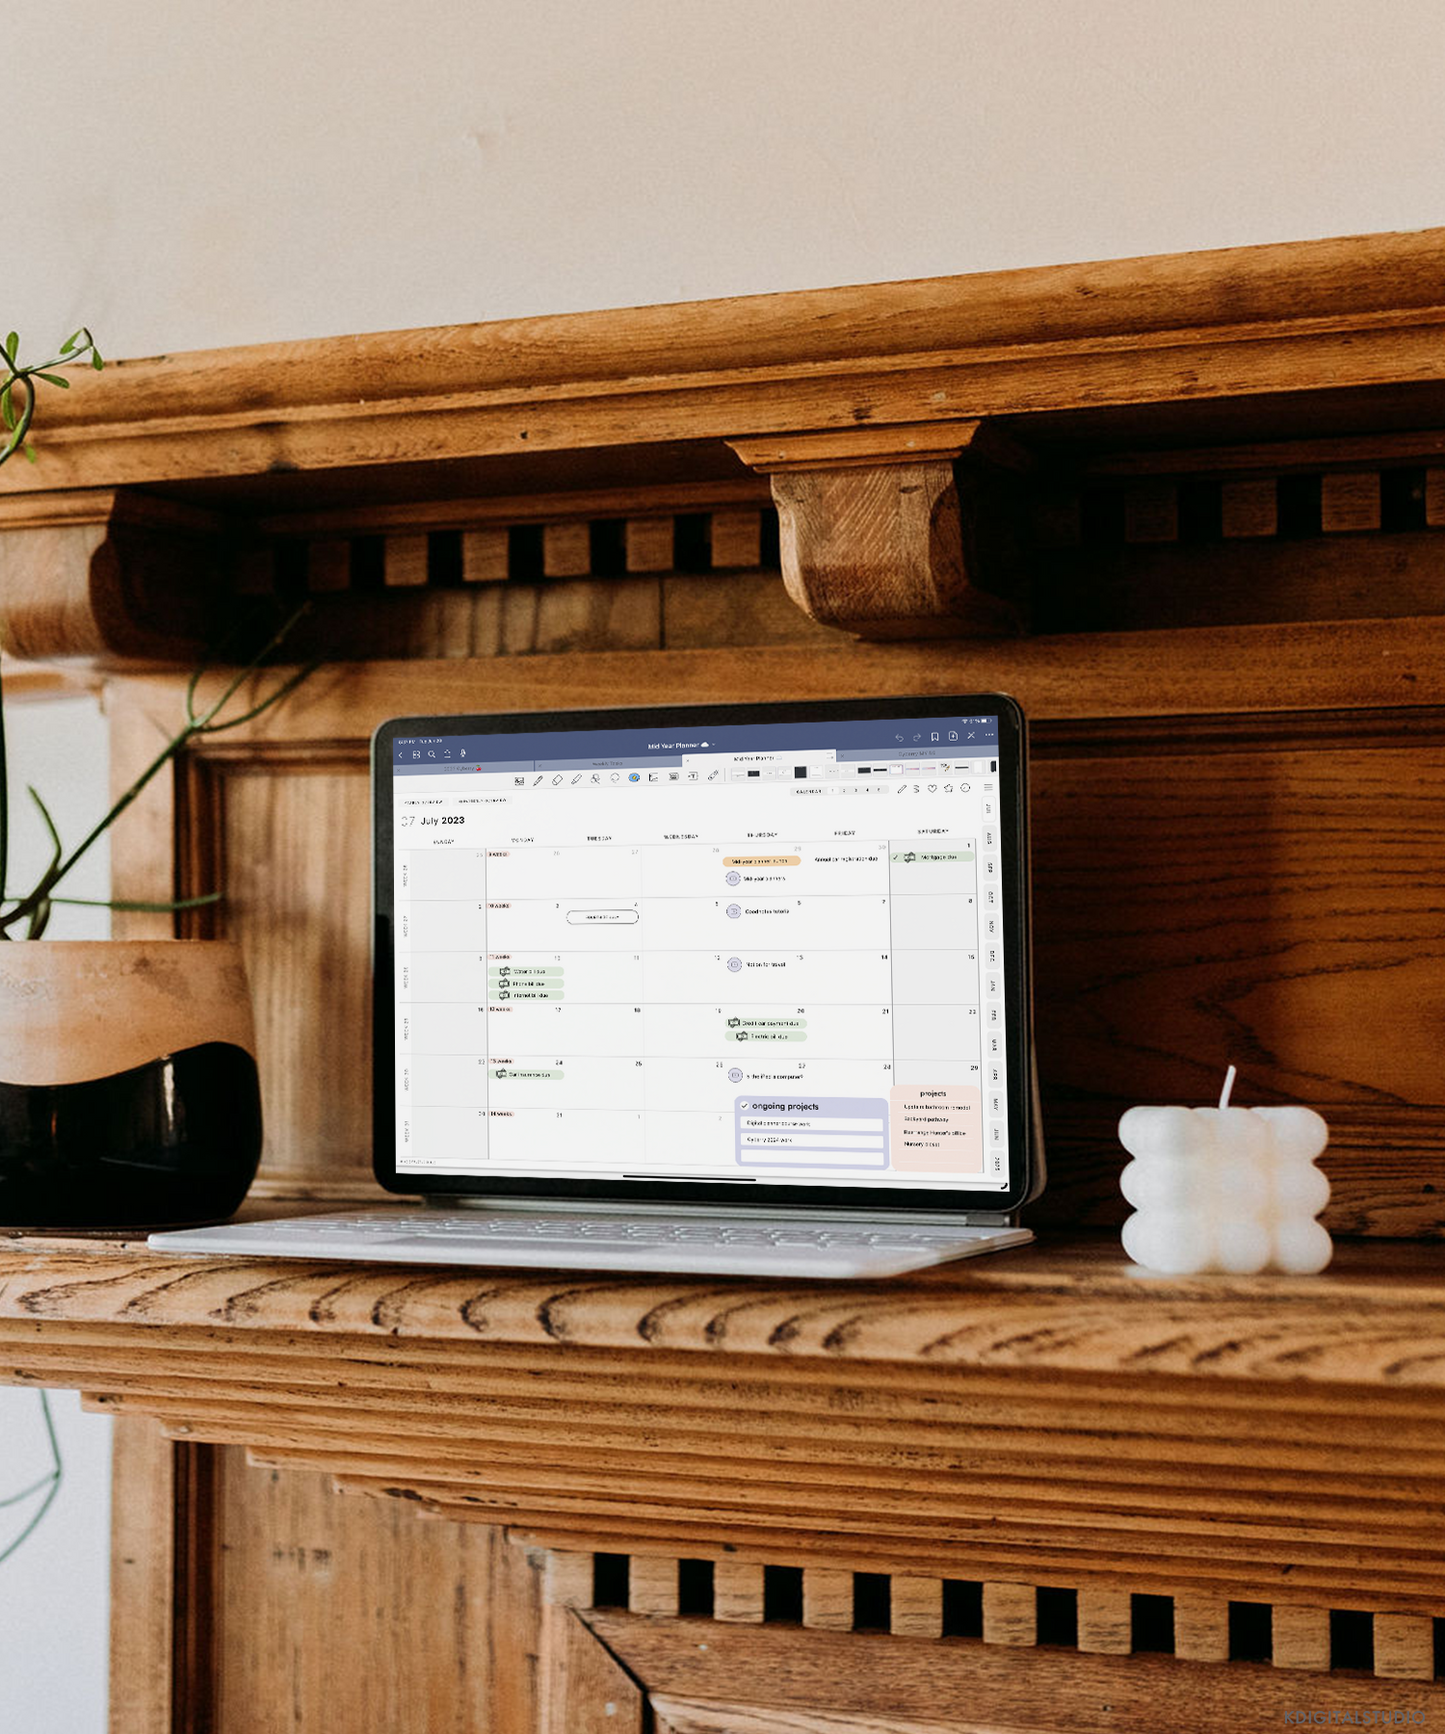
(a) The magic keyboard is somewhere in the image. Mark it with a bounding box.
[150,1210,1032,1279]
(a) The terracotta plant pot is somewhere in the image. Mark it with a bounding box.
[0,940,263,1228]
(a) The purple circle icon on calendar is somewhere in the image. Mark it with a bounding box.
[725,870,740,886]
[726,903,741,918]
[728,1067,743,1082]
[727,956,742,972]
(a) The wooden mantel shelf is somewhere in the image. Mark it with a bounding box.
[4,1228,1445,1613]
[3,227,1445,501]
[4,1228,1445,1379]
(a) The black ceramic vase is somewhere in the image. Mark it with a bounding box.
[0,940,263,1228]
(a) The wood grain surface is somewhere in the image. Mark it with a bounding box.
[590,1612,1444,1732]
[767,462,1020,639]
[204,1450,542,1734]
[5,228,1445,495]
[6,1236,1445,1611]
[102,634,1445,1226]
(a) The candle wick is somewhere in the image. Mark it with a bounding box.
[1219,1064,1237,1111]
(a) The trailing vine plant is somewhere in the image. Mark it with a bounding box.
[0,328,313,937]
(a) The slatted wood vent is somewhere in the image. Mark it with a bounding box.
[236,508,780,597]
[226,503,790,661]
[1031,461,1445,633]
[544,1551,1445,1683]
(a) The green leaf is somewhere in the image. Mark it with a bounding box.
[59,332,80,355]
[4,333,17,361]
[91,350,104,371]
[34,372,69,389]
[0,387,13,432]
[21,443,36,464]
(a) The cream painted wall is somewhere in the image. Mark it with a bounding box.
[6,0,1445,359]
[4,6,1445,1729]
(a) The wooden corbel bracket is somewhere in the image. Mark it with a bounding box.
[0,489,223,665]
[728,422,1029,641]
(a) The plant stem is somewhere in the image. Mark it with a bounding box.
[0,605,313,938]
[0,1391,62,1567]
[0,655,8,915]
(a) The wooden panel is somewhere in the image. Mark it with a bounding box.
[625,517,675,572]
[122,623,1445,741]
[1374,1612,1435,1680]
[1028,736,1445,1233]
[982,1583,1036,1646]
[592,1612,1445,1733]
[23,1235,1445,1610]
[713,1560,765,1624]
[1032,533,1445,633]
[1271,1603,1331,1670]
[1321,471,1382,532]
[205,757,373,1187]
[383,533,429,588]
[542,522,591,578]
[257,482,772,543]
[1089,426,1445,479]
[652,1699,959,1734]
[233,543,275,595]
[543,1549,595,1609]
[500,577,661,657]
[662,572,835,649]
[210,1451,542,1734]
[541,1606,645,1734]
[1032,488,1081,549]
[108,691,181,944]
[109,1418,186,1734]
[461,527,509,583]
[1172,1594,1230,1664]
[709,509,762,569]
[629,1556,680,1617]
[889,1576,944,1640]
[1076,1587,1132,1654]
[801,1567,853,1631]
[106,628,1445,1217]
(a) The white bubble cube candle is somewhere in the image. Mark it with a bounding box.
[1119,1067,1331,1275]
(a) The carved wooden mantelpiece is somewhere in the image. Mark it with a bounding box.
[6,225,1445,658]
[3,231,1445,1726]
[5,1233,1445,1620]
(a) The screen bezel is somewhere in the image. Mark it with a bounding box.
[372,693,1037,1214]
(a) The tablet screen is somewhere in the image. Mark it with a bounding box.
[373,695,1035,1213]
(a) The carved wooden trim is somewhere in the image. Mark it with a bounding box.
[7,1237,1445,1612]
[108,1418,186,1734]
[108,625,1445,741]
[5,228,1445,497]
[583,1606,1443,1727]
[252,477,773,539]
[547,1547,1443,1689]
[767,462,1012,639]
[729,423,986,474]
[0,489,220,663]
[0,654,101,702]
[727,427,1024,639]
